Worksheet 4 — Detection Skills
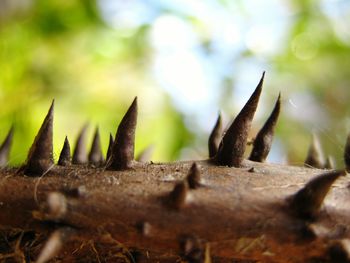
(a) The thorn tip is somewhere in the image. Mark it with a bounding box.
[304,133,325,169]
[106,97,138,170]
[187,162,201,189]
[249,93,281,162]
[72,124,88,165]
[58,136,71,166]
[24,101,54,176]
[208,113,222,158]
[215,74,264,167]
[88,126,104,166]
[288,170,345,219]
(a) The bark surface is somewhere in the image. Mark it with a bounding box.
[0,160,349,262]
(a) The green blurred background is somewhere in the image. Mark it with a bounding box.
[0,0,350,166]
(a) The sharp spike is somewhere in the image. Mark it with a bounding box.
[136,145,154,162]
[288,170,345,219]
[106,133,114,162]
[249,93,281,162]
[344,133,350,172]
[57,136,71,166]
[208,112,222,158]
[24,101,54,176]
[215,72,264,167]
[304,133,325,169]
[106,97,138,170]
[187,162,201,189]
[0,125,14,167]
[325,155,336,170]
[169,181,188,210]
[72,124,88,165]
[88,126,104,166]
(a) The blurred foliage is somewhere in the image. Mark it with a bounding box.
[0,0,193,165]
[0,0,350,167]
[272,0,350,165]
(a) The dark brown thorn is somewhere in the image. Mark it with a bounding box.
[215,72,264,167]
[0,125,14,167]
[187,162,201,189]
[288,170,345,220]
[136,145,154,162]
[325,155,336,169]
[106,97,138,170]
[249,93,281,162]
[304,133,325,169]
[208,112,222,158]
[24,101,54,176]
[106,133,114,162]
[344,133,350,172]
[72,124,88,165]
[35,227,72,263]
[58,136,71,166]
[168,181,188,210]
[88,126,104,166]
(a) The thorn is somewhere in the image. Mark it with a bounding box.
[304,133,325,169]
[325,155,336,170]
[215,72,264,167]
[57,136,71,166]
[105,133,114,162]
[169,181,188,210]
[88,126,104,166]
[35,228,71,263]
[72,124,88,165]
[0,125,14,167]
[187,162,201,189]
[106,97,138,170]
[288,170,345,220]
[24,101,54,176]
[249,93,281,162]
[136,145,154,162]
[344,133,350,172]
[208,113,222,159]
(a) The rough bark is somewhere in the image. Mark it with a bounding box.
[0,160,349,262]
